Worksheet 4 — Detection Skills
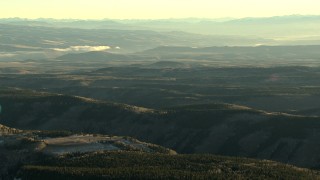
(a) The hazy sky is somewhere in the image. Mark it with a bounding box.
[0,0,319,19]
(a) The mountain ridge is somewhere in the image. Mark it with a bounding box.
[1,88,320,168]
[1,123,319,179]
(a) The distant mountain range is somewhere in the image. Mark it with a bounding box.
[0,15,319,57]
[0,23,275,55]
[1,15,319,39]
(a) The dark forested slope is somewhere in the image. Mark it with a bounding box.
[1,87,320,169]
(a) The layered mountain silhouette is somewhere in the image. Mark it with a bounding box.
[1,87,320,169]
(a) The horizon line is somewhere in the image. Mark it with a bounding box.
[0,14,319,21]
